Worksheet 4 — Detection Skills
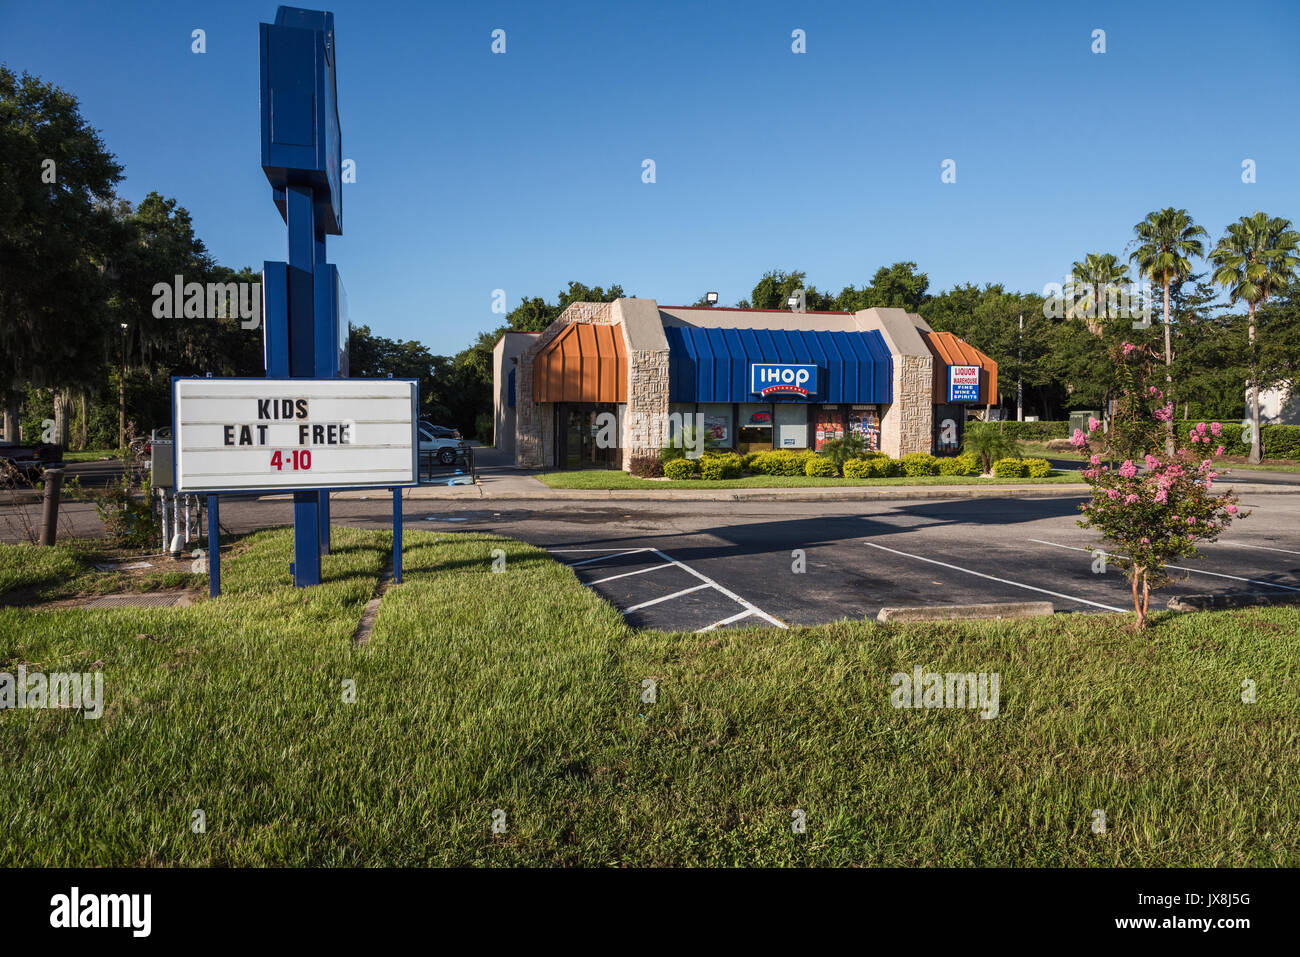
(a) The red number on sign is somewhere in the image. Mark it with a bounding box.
[270,450,283,470]
[300,450,311,470]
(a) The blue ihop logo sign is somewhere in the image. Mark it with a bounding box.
[751,363,817,398]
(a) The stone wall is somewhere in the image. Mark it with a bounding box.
[514,302,616,468]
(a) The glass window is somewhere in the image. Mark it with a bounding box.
[774,403,808,449]
[737,403,772,453]
[814,406,845,451]
[848,405,880,452]
[699,403,732,449]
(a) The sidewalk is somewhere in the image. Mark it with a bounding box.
[323,447,1296,503]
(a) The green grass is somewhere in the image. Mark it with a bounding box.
[61,449,119,463]
[1,528,1296,866]
[537,470,1085,490]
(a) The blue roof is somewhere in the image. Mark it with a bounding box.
[665,326,892,404]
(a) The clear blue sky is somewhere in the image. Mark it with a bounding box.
[4,0,1299,354]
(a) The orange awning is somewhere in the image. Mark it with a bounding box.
[923,331,998,404]
[533,322,627,403]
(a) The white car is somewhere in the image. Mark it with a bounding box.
[419,422,466,465]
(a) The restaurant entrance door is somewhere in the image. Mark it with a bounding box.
[555,403,620,469]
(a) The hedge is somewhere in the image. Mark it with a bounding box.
[663,458,699,480]
[1172,421,1300,460]
[1022,457,1052,478]
[991,458,1028,478]
[804,456,838,477]
[938,452,981,476]
[965,420,1069,440]
[900,452,940,476]
[700,452,743,480]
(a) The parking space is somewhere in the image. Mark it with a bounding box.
[551,546,787,632]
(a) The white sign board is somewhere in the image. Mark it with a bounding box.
[173,378,418,492]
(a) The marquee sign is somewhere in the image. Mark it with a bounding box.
[948,364,981,403]
[750,363,818,398]
[172,377,418,493]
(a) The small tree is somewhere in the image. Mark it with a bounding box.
[818,434,867,472]
[962,426,1019,474]
[1076,342,1246,629]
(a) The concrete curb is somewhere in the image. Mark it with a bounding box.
[877,601,1055,622]
[317,481,1293,504]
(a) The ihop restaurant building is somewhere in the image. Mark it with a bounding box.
[496,299,997,470]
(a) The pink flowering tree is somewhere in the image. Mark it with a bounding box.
[1075,342,1247,629]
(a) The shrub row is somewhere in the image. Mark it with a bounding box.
[965,420,1069,441]
[990,457,1052,478]
[1170,421,1300,460]
[659,450,1053,481]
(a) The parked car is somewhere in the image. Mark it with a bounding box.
[0,440,63,478]
[419,421,466,465]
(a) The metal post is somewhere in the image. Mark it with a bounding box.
[39,468,63,546]
[392,487,402,584]
[206,494,220,597]
[286,183,322,586]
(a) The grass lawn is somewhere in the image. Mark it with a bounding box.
[537,470,1087,490]
[59,449,120,463]
[1,527,1296,866]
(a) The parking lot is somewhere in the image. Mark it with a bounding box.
[12,481,1300,631]
[341,489,1300,630]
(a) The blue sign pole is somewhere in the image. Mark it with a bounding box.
[207,494,221,598]
[260,6,344,587]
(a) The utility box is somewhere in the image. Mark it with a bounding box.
[1069,410,1101,436]
[150,431,174,489]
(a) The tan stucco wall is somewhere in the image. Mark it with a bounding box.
[853,308,934,457]
[613,299,669,469]
[492,332,538,455]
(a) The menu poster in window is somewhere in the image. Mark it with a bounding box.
[814,407,845,451]
[848,406,880,452]
[703,413,730,447]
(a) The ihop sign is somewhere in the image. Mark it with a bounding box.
[751,363,818,398]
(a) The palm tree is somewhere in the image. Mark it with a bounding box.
[1129,209,1208,454]
[1208,212,1300,464]
[1068,252,1130,334]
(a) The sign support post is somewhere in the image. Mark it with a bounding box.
[207,494,220,598]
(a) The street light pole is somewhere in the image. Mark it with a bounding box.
[1016,313,1024,422]
[118,322,127,450]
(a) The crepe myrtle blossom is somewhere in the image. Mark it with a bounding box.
[1070,428,1087,448]
[1079,411,1247,630]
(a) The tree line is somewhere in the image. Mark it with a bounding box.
[4,66,1296,456]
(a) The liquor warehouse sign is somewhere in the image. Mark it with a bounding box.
[172,378,418,492]
[947,365,981,403]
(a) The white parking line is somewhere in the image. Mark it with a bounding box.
[863,541,1128,613]
[1218,541,1300,557]
[625,583,712,612]
[697,609,755,632]
[589,563,675,585]
[564,548,650,568]
[550,542,788,630]
[648,548,788,628]
[1028,539,1300,594]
